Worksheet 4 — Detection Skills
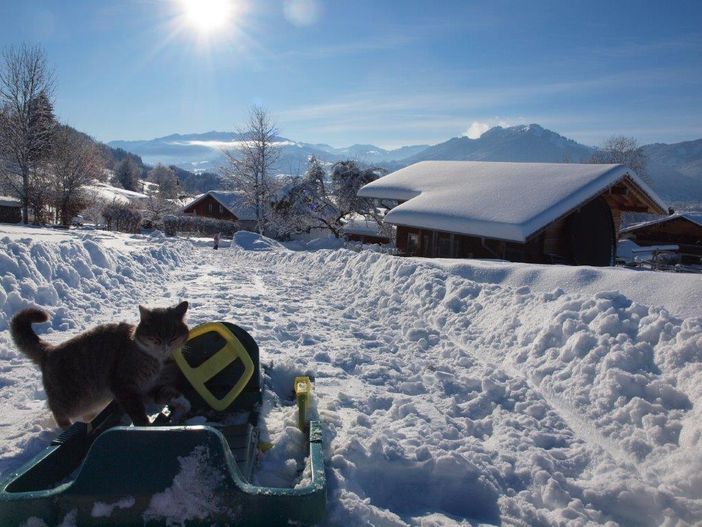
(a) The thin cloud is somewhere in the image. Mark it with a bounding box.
[275,33,417,61]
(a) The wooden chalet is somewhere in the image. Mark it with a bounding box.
[357,161,667,266]
[0,196,21,224]
[182,191,257,230]
[620,213,702,264]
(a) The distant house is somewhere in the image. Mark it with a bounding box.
[620,213,702,264]
[342,213,392,245]
[0,196,21,224]
[357,161,667,266]
[182,191,257,231]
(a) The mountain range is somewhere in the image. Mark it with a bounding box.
[108,124,702,205]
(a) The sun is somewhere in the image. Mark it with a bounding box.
[180,0,233,33]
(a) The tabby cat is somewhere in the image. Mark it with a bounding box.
[10,301,189,428]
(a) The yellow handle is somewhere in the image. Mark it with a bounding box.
[295,376,312,431]
[174,322,255,411]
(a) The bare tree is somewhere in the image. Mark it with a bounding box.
[221,106,280,234]
[0,44,56,223]
[49,126,104,226]
[143,192,177,225]
[272,158,387,239]
[591,136,649,183]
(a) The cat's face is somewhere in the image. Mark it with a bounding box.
[135,301,189,360]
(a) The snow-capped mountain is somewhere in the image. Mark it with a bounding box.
[401,124,595,164]
[109,125,702,205]
[108,132,429,173]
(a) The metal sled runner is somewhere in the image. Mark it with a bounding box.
[0,322,326,526]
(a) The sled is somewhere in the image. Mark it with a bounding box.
[0,321,326,526]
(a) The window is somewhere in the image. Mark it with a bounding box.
[437,233,452,258]
[219,205,223,213]
[407,232,418,254]
[208,203,213,213]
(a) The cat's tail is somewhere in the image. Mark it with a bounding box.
[10,308,51,365]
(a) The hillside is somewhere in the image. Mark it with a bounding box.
[643,139,702,203]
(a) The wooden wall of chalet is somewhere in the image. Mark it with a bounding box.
[396,196,616,266]
[183,195,238,221]
[0,205,21,224]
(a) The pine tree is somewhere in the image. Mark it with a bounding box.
[147,163,178,198]
[114,157,141,191]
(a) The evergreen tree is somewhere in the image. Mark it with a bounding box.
[304,155,326,195]
[114,157,141,191]
[147,163,178,198]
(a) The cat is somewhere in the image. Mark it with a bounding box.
[10,301,189,429]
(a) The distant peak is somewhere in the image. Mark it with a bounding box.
[509,123,544,133]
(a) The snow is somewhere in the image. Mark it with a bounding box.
[342,213,385,237]
[83,181,148,205]
[1,227,702,526]
[20,510,77,527]
[91,497,135,518]
[621,212,702,233]
[358,161,667,242]
[0,195,21,208]
[231,230,284,251]
[142,445,228,525]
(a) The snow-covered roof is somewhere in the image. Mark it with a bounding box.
[342,214,386,237]
[0,196,20,207]
[621,213,702,233]
[184,191,257,221]
[358,161,667,243]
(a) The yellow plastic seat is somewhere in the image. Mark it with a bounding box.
[173,322,255,411]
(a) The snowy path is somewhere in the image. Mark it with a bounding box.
[161,242,702,526]
[1,231,700,527]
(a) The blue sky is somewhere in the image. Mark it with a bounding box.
[1,0,701,148]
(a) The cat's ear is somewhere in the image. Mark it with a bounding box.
[138,305,151,320]
[174,301,188,318]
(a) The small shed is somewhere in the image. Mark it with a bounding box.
[357,161,667,266]
[182,191,257,231]
[0,196,21,224]
[620,213,702,264]
[342,214,392,245]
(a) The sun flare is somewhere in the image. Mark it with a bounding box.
[180,0,233,33]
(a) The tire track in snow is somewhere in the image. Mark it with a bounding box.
[444,331,643,475]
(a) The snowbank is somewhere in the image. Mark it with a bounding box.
[0,230,189,332]
[0,226,191,478]
[231,230,284,251]
[2,228,701,526]
[231,237,702,525]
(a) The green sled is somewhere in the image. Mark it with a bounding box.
[0,322,326,526]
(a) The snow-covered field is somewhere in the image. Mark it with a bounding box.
[1,225,701,526]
